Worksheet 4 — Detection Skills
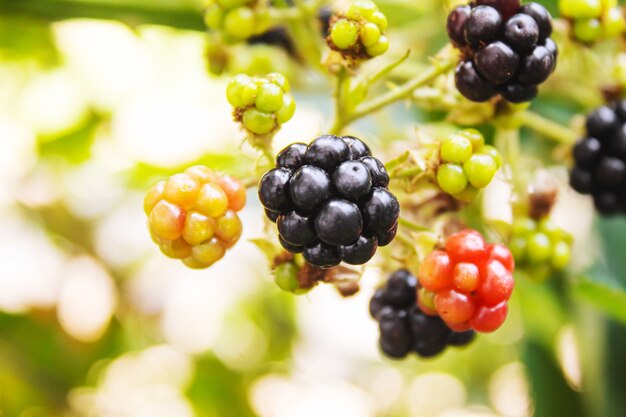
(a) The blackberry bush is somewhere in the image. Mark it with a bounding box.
[447,0,557,103]
[144,166,246,268]
[327,0,389,61]
[370,269,475,359]
[418,230,515,332]
[227,73,296,135]
[258,135,399,268]
[570,102,626,215]
[436,129,502,198]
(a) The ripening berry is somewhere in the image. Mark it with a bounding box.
[331,19,360,49]
[437,163,469,195]
[464,153,498,188]
[145,168,247,269]
[204,0,271,41]
[228,72,296,135]
[418,230,515,333]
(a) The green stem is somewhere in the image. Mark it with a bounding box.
[0,0,205,30]
[384,151,410,170]
[520,110,578,145]
[329,66,349,135]
[398,217,430,232]
[391,165,424,179]
[344,58,455,124]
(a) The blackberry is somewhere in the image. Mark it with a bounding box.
[145,166,246,269]
[227,73,296,135]
[569,101,626,215]
[447,1,557,103]
[369,269,475,359]
[436,129,502,199]
[559,0,625,43]
[510,217,573,281]
[327,0,389,61]
[259,135,399,268]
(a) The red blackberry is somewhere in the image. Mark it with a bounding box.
[259,135,398,268]
[446,1,557,103]
[570,101,626,215]
[418,230,515,333]
[369,269,476,359]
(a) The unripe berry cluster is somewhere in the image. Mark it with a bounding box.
[259,135,399,268]
[436,129,502,198]
[559,0,625,42]
[447,0,557,103]
[204,0,271,42]
[570,102,626,215]
[370,270,476,359]
[509,217,572,280]
[418,230,515,333]
[327,0,389,60]
[144,166,246,269]
[227,73,296,135]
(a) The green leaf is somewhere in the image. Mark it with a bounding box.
[522,340,586,417]
[571,280,626,326]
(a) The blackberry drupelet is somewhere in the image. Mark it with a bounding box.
[447,0,557,103]
[369,269,476,359]
[259,135,399,268]
[570,101,626,215]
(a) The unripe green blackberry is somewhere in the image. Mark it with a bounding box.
[559,0,626,42]
[509,216,573,281]
[274,261,311,294]
[435,130,502,200]
[327,0,389,61]
[204,0,271,42]
[227,73,296,135]
[145,166,247,269]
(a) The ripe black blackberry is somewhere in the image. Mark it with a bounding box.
[369,269,475,359]
[259,135,399,268]
[447,0,557,103]
[570,102,626,215]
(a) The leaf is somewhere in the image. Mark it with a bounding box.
[522,340,586,417]
[571,280,626,326]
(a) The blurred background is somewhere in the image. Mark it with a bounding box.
[1,0,626,416]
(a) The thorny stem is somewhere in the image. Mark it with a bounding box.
[520,110,578,145]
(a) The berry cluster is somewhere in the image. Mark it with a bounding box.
[418,230,515,333]
[570,102,626,215]
[559,0,625,42]
[436,129,502,199]
[227,73,296,135]
[258,135,399,268]
[447,0,557,103]
[509,217,572,280]
[369,269,475,359]
[144,166,246,269]
[327,0,389,60]
[204,0,271,42]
